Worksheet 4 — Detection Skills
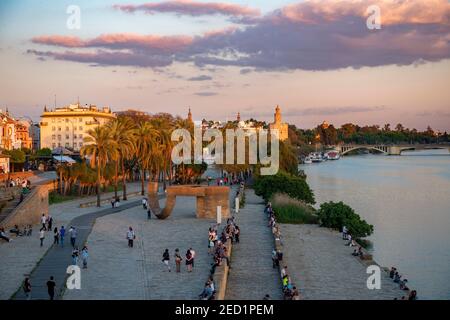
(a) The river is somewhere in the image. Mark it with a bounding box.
[301,149,450,300]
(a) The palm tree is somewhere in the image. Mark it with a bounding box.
[107,117,136,200]
[80,126,118,207]
[134,122,160,195]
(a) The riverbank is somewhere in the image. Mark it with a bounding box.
[280,223,405,300]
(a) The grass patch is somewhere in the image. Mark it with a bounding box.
[48,184,125,205]
[271,193,318,224]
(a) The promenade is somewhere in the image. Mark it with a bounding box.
[0,181,144,300]
[281,224,403,300]
[225,190,283,300]
[64,196,216,300]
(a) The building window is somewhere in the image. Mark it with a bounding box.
[52,126,56,131]
[66,118,69,123]
[79,126,83,131]
[79,134,83,139]
[52,143,56,148]
[52,135,56,140]
[66,126,69,131]
[79,142,83,147]
[57,135,61,140]
[58,127,61,131]
[58,143,61,147]
[79,118,83,122]
[65,143,69,148]
[66,134,70,140]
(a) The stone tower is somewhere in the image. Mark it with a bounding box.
[187,108,193,123]
[269,105,288,141]
[237,112,241,122]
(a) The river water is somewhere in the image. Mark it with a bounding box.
[301,149,450,300]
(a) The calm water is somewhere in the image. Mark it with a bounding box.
[301,149,450,300]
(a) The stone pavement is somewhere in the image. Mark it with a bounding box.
[281,224,404,300]
[225,189,283,300]
[0,181,144,300]
[63,196,218,300]
[12,200,142,300]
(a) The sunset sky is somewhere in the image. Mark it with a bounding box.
[0,0,449,130]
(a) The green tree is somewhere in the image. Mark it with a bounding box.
[5,149,26,172]
[254,171,315,204]
[317,201,374,238]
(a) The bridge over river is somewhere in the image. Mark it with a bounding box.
[335,144,450,156]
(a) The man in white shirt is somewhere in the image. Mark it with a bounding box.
[39,229,45,247]
[41,214,47,231]
[190,247,196,267]
[127,227,135,248]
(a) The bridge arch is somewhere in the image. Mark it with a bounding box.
[340,145,388,156]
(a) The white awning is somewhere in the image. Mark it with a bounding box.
[53,155,76,164]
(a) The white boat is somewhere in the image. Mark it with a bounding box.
[325,151,341,160]
[310,153,324,163]
[304,157,312,164]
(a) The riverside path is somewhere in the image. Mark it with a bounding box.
[225,189,283,300]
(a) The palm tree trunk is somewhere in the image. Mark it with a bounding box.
[97,160,101,207]
[121,158,127,200]
[141,167,145,196]
[114,160,119,199]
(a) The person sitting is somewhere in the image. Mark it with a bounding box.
[0,228,11,242]
[26,225,33,236]
[291,286,300,300]
[408,290,417,300]
[9,225,22,237]
[394,272,401,283]
[389,267,396,279]
[272,249,279,268]
[352,249,359,256]
[199,281,214,300]
[399,279,409,291]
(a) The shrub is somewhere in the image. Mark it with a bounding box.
[317,201,374,238]
[271,193,318,224]
[254,171,315,204]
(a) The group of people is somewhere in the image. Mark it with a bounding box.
[110,197,121,208]
[198,276,215,300]
[281,266,300,300]
[0,224,33,243]
[161,248,196,273]
[22,275,57,300]
[142,197,153,219]
[71,245,89,268]
[389,267,418,300]
[7,177,31,189]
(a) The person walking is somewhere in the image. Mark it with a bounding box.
[142,197,148,210]
[234,225,240,243]
[81,246,89,269]
[189,247,196,268]
[162,249,171,272]
[186,249,193,272]
[69,226,77,248]
[53,227,59,245]
[47,214,53,231]
[174,248,182,273]
[127,227,135,248]
[59,226,65,248]
[39,228,45,247]
[23,277,31,300]
[46,276,56,300]
[41,214,47,231]
[72,246,79,265]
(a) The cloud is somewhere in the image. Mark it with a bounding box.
[29,0,450,71]
[295,106,387,117]
[187,75,213,81]
[195,91,218,96]
[240,68,253,74]
[113,1,260,18]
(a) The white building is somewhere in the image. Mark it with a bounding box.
[40,103,116,152]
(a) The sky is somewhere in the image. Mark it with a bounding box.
[0,0,449,131]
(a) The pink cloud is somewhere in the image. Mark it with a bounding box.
[32,34,194,53]
[275,0,450,26]
[28,0,450,71]
[113,0,260,17]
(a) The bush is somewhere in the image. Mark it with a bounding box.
[317,201,374,238]
[254,171,315,204]
[271,193,318,224]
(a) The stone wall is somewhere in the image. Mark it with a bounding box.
[0,182,52,229]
